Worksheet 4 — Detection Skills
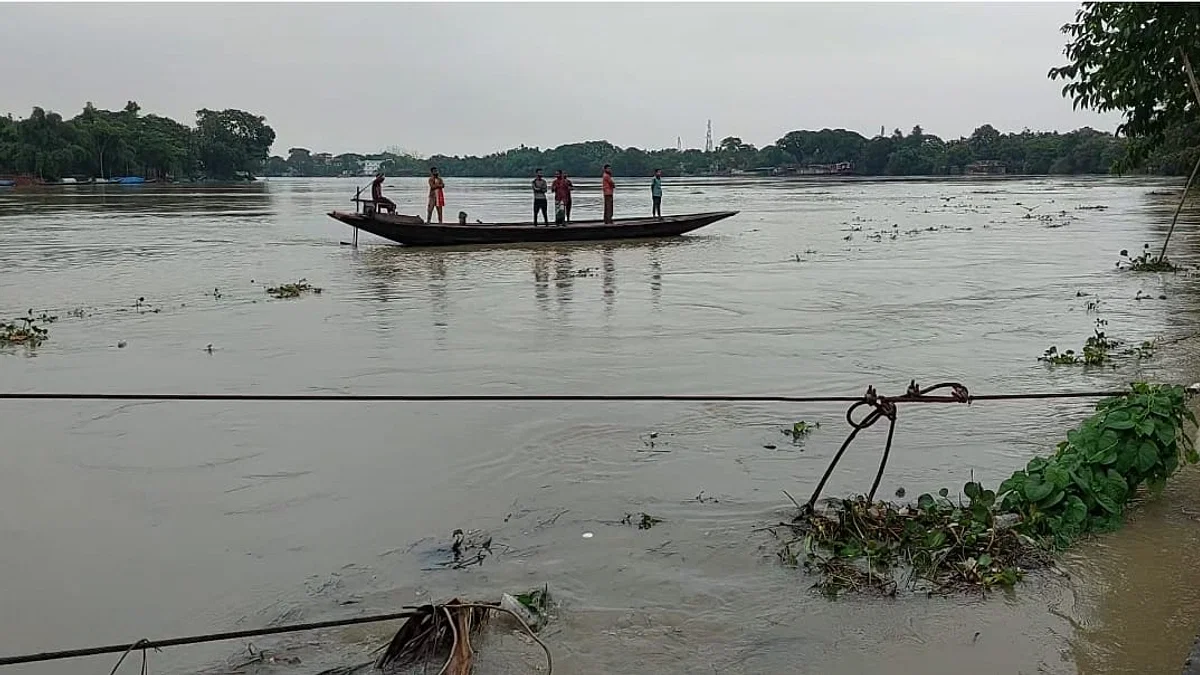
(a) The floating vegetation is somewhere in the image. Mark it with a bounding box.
[266,279,323,299]
[783,420,820,441]
[1117,244,1179,273]
[1076,204,1109,211]
[1124,340,1157,359]
[780,383,1195,595]
[1039,318,1118,366]
[622,512,663,530]
[639,431,672,452]
[0,310,55,348]
[782,491,1039,596]
[131,296,161,314]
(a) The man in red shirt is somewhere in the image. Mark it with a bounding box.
[551,170,573,225]
[602,164,615,224]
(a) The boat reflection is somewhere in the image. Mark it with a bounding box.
[351,237,694,330]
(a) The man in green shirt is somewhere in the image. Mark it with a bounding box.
[650,168,663,220]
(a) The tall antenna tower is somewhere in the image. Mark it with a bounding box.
[677,136,682,152]
[705,120,713,153]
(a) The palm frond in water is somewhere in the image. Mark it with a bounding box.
[374,600,492,674]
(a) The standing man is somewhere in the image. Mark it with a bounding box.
[560,171,574,223]
[602,164,615,224]
[650,168,663,220]
[532,168,549,225]
[427,166,445,223]
[551,170,570,226]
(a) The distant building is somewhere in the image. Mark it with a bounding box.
[967,160,1006,175]
[362,159,383,176]
[773,161,853,176]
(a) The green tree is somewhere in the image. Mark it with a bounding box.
[1049,2,1200,164]
[194,108,276,179]
[135,114,194,179]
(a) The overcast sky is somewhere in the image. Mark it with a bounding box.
[0,2,1119,157]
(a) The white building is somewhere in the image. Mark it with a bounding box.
[362,159,384,176]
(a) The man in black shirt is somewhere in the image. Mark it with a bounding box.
[532,168,549,225]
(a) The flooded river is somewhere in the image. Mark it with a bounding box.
[2,176,1200,674]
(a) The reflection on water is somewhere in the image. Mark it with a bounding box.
[2,176,1200,674]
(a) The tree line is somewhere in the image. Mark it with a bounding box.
[0,102,275,181]
[266,123,1199,179]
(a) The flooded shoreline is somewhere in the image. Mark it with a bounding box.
[2,176,1200,674]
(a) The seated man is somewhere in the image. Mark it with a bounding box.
[370,172,397,214]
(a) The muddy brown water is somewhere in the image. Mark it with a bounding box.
[2,176,1200,674]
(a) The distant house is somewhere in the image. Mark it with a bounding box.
[362,159,384,176]
[967,160,1006,175]
[773,161,853,176]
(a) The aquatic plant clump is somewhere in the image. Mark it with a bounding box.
[784,383,1196,595]
[266,279,323,299]
[0,310,56,348]
[1117,244,1179,273]
[783,420,820,441]
[1038,318,1119,366]
[784,492,1043,596]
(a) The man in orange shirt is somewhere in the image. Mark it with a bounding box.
[427,166,445,223]
[601,164,615,224]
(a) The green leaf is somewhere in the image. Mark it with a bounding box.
[1134,440,1160,473]
[1136,416,1156,438]
[1044,465,1071,489]
[1098,429,1120,452]
[1094,493,1120,515]
[938,487,949,498]
[925,530,947,548]
[1040,489,1067,509]
[917,493,935,510]
[1156,422,1177,447]
[978,554,993,567]
[1063,496,1088,524]
[963,481,982,500]
[1024,479,1055,502]
[1104,410,1135,430]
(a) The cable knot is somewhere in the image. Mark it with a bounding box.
[906,380,921,398]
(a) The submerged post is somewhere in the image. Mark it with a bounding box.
[352,186,362,247]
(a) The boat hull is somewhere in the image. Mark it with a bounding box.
[326,211,738,247]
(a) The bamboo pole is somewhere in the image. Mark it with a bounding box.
[1157,49,1200,264]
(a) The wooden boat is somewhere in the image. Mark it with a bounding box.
[327,209,738,247]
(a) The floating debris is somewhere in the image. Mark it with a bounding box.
[621,512,664,530]
[0,310,53,348]
[783,421,820,441]
[266,279,323,299]
[328,587,552,675]
[1117,244,1179,273]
